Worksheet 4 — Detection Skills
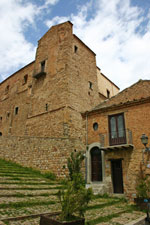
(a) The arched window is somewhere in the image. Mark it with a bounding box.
[0,132,2,136]
[91,147,102,182]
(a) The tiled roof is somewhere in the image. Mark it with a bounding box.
[89,79,150,112]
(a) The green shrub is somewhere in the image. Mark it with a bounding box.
[67,151,85,181]
[136,164,150,198]
[43,171,56,181]
[136,176,150,198]
[58,178,92,221]
[57,151,93,221]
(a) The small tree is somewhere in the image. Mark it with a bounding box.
[67,151,85,181]
[57,151,93,221]
[136,163,150,198]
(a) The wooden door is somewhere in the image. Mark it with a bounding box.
[91,147,102,182]
[111,159,124,193]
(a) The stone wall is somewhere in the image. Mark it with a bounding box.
[0,135,85,177]
[97,67,119,98]
[0,62,34,136]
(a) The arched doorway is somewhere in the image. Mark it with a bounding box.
[91,147,102,182]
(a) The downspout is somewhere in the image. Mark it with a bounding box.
[86,112,88,150]
[85,112,88,183]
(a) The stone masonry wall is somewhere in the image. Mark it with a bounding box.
[0,135,85,177]
[0,62,34,136]
[67,35,102,112]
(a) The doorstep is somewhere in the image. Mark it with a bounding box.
[110,193,125,198]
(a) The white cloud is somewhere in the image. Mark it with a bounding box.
[39,0,59,10]
[45,1,92,29]
[45,0,150,90]
[1,0,150,90]
[45,0,59,6]
[45,16,69,28]
[0,0,60,82]
[0,0,39,81]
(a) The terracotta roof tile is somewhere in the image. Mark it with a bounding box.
[90,79,150,112]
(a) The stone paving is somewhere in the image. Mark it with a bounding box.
[0,159,146,225]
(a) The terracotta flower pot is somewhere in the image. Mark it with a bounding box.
[40,213,85,225]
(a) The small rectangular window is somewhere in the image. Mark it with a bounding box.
[45,104,48,111]
[15,107,19,115]
[6,112,10,118]
[41,61,45,72]
[23,74,28,84]
[89,81,93,90]
[74,45,78,53]
[5,85,9,94]
[107,89,110,98]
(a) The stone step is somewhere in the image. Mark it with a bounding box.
[86,183,107,195]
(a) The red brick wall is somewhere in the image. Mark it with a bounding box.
[86,101,150,199]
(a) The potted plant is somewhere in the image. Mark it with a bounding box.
[40,151,93,225]
[134,163,150,210]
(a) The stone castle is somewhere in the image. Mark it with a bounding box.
[0,22,119,177]
[0,21,119,177]
[1,21,150,200]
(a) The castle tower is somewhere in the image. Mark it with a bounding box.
[0,22,119,176]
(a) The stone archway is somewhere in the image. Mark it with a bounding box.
[86,143,105,183]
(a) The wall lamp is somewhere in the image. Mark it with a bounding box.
[141,134,150,152]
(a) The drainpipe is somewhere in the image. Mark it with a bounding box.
[86,112,88,149]
[85,112,88,183]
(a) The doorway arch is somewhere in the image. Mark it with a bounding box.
[86,143,105,183]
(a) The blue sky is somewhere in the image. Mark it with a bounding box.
[0,0,150,90]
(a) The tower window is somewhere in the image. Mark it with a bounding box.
[89,81,93,90]
[41,61,45,72]
[107,89,110,98]
[7,112,10,118]
[74,45,78,53]
[0,117,2,121]
[23,74,28,84]
[5,85,9,94]
[45,104,48,111]
[0,132,2,136]
[15,107,19,115]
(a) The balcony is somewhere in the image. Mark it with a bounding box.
[99,129,134,151]
[33,71,46,79]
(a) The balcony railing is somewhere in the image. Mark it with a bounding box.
[99,129,133,148]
